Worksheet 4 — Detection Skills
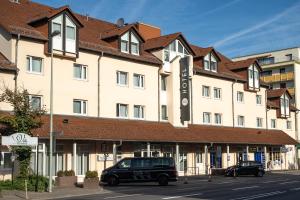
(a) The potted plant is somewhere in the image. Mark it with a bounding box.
[55,170,77,187]
[83,171,99,189]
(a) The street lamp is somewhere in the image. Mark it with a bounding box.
[49,30,60,193]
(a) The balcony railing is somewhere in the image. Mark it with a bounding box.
[258,56,300,66]
[287,88,295,95]
[261,72,294,83]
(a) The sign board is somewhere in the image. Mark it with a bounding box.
[1,133,38,146]
[179,56,190,124]
[97,154,113,161]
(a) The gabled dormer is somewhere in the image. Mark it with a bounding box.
[203,50,219,72]
[280,93,290,118]
[267,89,293,118]
[247,63,260,90]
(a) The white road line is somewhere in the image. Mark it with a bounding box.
[232,186,259,191]
[230,190,286,200]
[217,181,236,184]
[262,179,289,183]
[176,186,203,191]
[162,193,202,199]
[279,180,300,185]
[104,194,141,199]
[290,187,300,191]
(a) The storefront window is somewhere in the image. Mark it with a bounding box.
[0,152,13,169]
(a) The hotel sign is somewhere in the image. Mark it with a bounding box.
[180,56,190,124]
[1,133,38,146]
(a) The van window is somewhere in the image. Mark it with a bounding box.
[118,159,131,169]
[132,159,151,168]
[152,158,174,168]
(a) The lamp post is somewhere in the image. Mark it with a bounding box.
[49,30,60,193]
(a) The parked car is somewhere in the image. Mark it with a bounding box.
[225,161,265,177]
[101,157,178,186]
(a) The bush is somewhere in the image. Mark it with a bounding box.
[0,180,14,190]
[57,170,64,177]
[13,175,49,192]
[64,170,75,176]
[85,171,98,179]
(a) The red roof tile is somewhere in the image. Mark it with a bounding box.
[0,52,17,71]
[143,32,181,51]
[267,88,292,99]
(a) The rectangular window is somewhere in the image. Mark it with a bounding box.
[0,152,13,169]
[116,103,128,118]
[131,42,139,55]
[195,152,202,163]
[27,56,43,73]
[256,95,262,105]
[286,121,292,129]
[211,61,217,72]
[161,76,167,91]
[202,86,210,97]
[133,74,144,88]
[73,64,87,80]
[214,113,222,125]
[271,119,276,129]
[237,115,245,127]
[237,91,244,102]
[164,50,170,62]
[121,40,129,52]
[52,22,62,36]
[66,26,75,40]
[116,71,128,86]
[280,68,286,74]
[213,87,221,99]
[204,60,210,70]
[134,105,144,119]
[161,105,168,120]
[256,117,263,128]
[203,112,211,124]
[29,95,42,110]
[286,54,293,61]
[73,100,87,115]
[261,70,272,76]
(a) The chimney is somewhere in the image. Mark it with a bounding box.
[136,22,161,40]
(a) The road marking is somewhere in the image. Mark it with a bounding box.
[176,186,203,191]
[290,187,300,191]
[279,180,300,185]
[162,193,202,199]
[104,194,141,199]
[217,181,236,184]
[262,179,289,183]
[232,186,259,191]
[230,190,286,200]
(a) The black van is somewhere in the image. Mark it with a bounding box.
[100,157,178,186]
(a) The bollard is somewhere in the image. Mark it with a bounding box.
[184,170,188,184]
[208,166,212,182]
[25,180,28,200]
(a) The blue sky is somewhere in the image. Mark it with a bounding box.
[34,0,300,58]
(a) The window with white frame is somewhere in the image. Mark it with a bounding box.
[164,40,189,62]
[280,94,290,117]
[130,33,139,55]
[256,95,262,105]
[134,105,144,119]
[133,74,144,88]
[256,117,263,128]
[214,113,222,125]
[195,152,203,163]
[203,52,218,72]
[237,115,245,127]
[161,105,168,120]
[29,95,42,110]
[271,119,276,129]
[27,56,43,73]
[116,71,128,86]
[214,87,221,99]
[202,86,210,97]
[76,144,89,176]
[161,76,167,91]
[0,152,12,169]
[73,99,87,115]
[73,64,87,80]
[248,64,260,90]
[237,91,244,102]
[65,15,76,53]
[121,32,129,53]
[203,112,211,124]
[286,120,292,129]
[120,32,140,55]
[116,103,128,118]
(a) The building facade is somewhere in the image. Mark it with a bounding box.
[0,0,298,181]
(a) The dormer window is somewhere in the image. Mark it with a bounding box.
[204,53,218,72]
[164,40,189,62]
[280,94,290,117]
[248,64,260,90]
[120,32,140,55]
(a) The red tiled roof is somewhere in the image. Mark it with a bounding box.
[190,44,213,58]
[100,24,143,40]
[32,115,298,145]
[267,88,292,99]
[0,52,17,71]
[224,58,259,71]
[143,32,181,51]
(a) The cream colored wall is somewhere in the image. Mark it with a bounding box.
[0,27,13,61]
[0,72,15,111]
[294,62,300,141]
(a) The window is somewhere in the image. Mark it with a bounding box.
[133,74,144,88]
[73,100,87,115]
[237,92,244,102]
[286,121,292,129]
[27,56,42,73]
[121,32,140,55]
[116,103,128,118]
[271,119,276,129]
[116,71,128,86]
[261,70,272,76]
[213,87,221,99]
[121,32,129,53]
[256,117,263,128]
[161,105,168,120]
[280,94,290,117]
[73,64,87,80]
[202,86,210,97]
[214,113,222,125]
[248,65,260,89]
[286,54,293,61]
[178,42,184,54]
[203,53,218,72]
[29,95,42,110]
[0,152,13,169]
[118,159,131,169]
[164,50,170,62]
[130,33,139,55]
[256,95,262,105]
[237,115,245,127]
[66,26,75,40]
[134,105,144,119]
[195,152,202,163]
[52,22,62,36]
[211,61,217,72]
[280,68,286,74]
[76,145,89,175]
[204,60,210,70]
[257,57,274,65]
[161,76,167,91]
[203,112,211,124]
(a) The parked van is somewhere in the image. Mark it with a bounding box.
[100,157,178,186]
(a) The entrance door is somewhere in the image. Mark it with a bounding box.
[210,152,216,168]
[179,153,187,172]
[254,152,262,163]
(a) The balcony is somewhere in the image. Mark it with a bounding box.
[287,88,295,95]
[261,72,294,83]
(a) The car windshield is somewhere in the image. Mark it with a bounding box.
[117,159,131,169]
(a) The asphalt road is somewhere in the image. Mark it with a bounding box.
[59,172,300,200]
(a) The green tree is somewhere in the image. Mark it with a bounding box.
[0,87,46,178]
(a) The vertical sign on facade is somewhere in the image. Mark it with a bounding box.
[180,56,190,124]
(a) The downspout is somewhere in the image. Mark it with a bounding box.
[97,52,104,118]
[294,110,299,169]
[14,33,20,91]
[232,79,237,127]
[158,66,162,122]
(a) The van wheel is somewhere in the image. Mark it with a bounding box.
[108,176,119,186]
[158,176,168,186]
